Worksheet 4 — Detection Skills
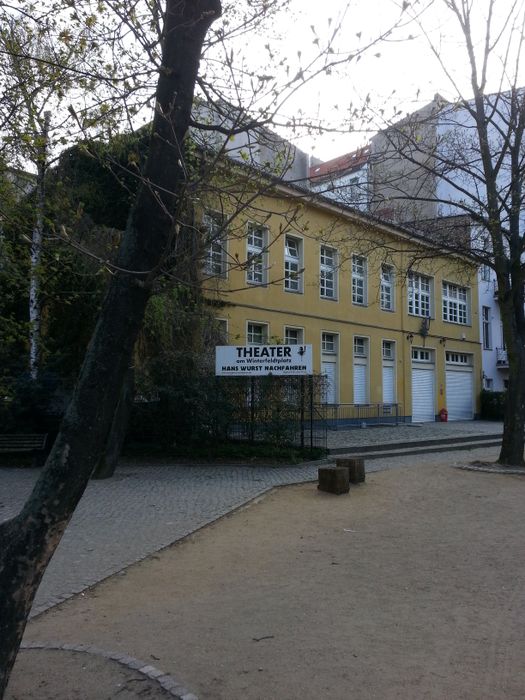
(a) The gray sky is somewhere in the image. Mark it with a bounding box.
[265,0,525,160]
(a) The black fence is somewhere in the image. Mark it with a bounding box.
[216,374,328,451]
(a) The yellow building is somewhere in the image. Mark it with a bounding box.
[202,180,481,423]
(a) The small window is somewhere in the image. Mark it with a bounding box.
[246,223,268,285]
[352,255,367,305]
[203,212,227,277]
[446,351,470,365]
[382,340,394,360]
[322,332,337,353]
[412,348,431,362]
[380,264,394,311]
[247,322,268,345]
[284,236,303,293]
[285,327,304,345]
[354,336,368,357]
[320,246,337,299]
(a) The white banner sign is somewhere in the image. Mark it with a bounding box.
[215,345,313,376]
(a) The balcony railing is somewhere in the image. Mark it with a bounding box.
[496,347,508,367]
[317,402,402,429]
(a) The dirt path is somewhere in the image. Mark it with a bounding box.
[7,457,525,699]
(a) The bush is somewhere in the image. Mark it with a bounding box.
[480,389,506,420]
[0,372,70,434]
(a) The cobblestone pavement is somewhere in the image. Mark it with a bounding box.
[0,421,503,616]
[326,419,502,449]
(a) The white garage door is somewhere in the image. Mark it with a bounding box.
[412,367,435,422]
[446,369,473,420]
[382,365,395,403]
[321,361,337,404]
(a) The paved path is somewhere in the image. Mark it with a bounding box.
[0,421,503,617]
[325,418,502,449]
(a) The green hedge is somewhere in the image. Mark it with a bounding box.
[480,390,506,420]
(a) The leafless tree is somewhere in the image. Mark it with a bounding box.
[368,0,525,466]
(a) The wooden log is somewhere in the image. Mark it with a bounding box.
[318,467,349,494]
[336,457,365,484]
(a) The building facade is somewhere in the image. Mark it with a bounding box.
[203,182,482,422]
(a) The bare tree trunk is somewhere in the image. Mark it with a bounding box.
[498,288,525,467]
[92,367,134,480]
[0,1,221,694]
[29,111,50,381]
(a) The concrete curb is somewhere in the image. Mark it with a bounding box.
[20,641,198,699]
[454,463,525,475]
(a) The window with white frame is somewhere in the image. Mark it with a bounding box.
[203,212,227,277]
[247,322,268,345]
[408,272,432,317]
[482,306,492,349]
[284,236,302,292]
[446,351,471,365]
[352,255,367,305]
[285,327,304,345]
[412,348,431,362]
[353,336,368,357]
[382,340,395,359]
[246,223,267,285]
[380,264,394,311]
[320,245,337,299]
[442,282,469,324]
[322,332,337,353]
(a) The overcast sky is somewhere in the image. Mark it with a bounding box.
[262,0,525,160]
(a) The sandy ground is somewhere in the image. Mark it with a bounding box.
[7,455,525,700]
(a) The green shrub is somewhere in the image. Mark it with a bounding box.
[480,389,506,420]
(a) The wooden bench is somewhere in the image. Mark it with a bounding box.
[0,434,48,466]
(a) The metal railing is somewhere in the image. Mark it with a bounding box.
[496,347,508,367]
[226,375,327,451]
[317,402,403,430]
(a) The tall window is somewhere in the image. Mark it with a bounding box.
[482,306,492,349]
[442,282,469,324]
[380,264,394,311]
[285,327,304,345]
[320,245,337,299]
[203,212,227,277]
[247,322,268,345]
[480,264,491,282]
[408,273,431,317]
[352,255,367,305]
[246,223,267,285]
[284,236,302,292]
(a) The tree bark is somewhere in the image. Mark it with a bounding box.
[498,282,525,467]
[0,1,221,695]
[29,111,50,381]
[91,367,134,479]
